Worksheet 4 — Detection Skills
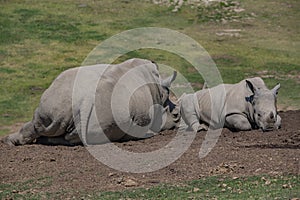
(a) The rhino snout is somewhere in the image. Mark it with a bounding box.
[261,125,275,132]
[267,111,277,123]
[259,111,279,132]
[261,121,276,132]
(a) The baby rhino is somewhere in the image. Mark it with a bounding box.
[180,77,281,132]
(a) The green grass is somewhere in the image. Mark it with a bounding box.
[0,0,299,133]
[1,175,298,199]
[96,175,299,200]
[0,177,53,199]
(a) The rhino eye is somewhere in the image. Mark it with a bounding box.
[257,113,261,117]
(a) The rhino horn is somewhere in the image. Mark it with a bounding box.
[271,83,280,96]
[162,71,177,88]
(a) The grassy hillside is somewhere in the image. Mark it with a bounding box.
[0,0,299,133]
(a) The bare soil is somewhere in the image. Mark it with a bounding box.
[0,111,299,196]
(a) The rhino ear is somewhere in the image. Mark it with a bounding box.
[272,83,280,96]
[246,80,258,94]
[162,71,177,88]
[202,82,208,89]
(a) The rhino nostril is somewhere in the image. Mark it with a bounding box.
[270,112,274,119]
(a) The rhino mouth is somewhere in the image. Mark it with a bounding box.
[261,125,275,132]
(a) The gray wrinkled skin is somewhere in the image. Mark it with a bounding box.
[180,77,281,132]
[3,58,178,146]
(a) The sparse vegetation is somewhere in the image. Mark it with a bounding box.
[96,175,299,200]
[1,175,298,199]
[153,0,248,22]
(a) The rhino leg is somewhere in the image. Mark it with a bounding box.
[225,114,252,131]
[64,128,82,144]
[182,114,208,132]
[180,95,204,132]
[275,115,281,129]
[194,123,208,132]
[2,108,65,146]
[2,121,38,146]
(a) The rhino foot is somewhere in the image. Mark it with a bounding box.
[192,123,208,132]
[1,132,36,146]
[1,133,22,146]
[197,124,208,132]
[1,134,18,146]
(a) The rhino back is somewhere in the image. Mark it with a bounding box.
[34,68,79,136]
[40,68,78,114]
[196,77,268,127]
[94,58,161,133]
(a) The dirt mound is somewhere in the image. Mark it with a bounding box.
[0,111,299,194]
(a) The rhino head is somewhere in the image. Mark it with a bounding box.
[159,71,181,131]
[246,80,281,131]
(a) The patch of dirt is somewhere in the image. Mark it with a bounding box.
[0,122,23,134]
[0,111,299,197]
[278,104,299,112]
[256,70,300,84]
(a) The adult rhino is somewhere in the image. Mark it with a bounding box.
[180,77,281,132]
[3,58,179,146]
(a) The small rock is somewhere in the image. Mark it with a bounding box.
[222,183,227,188]
[255,168,262,172]
[265,180,271,185]
[221,188,226,192]
[198,174,205,178]
[22,157,32,162]
[234,8,245,13]
[282,184,289,189]
[50,158,56,162]
[233,176,239,180]
[116,177,123,184]
[193,187,200,192]
[124,179,138,187]
[108,172,115,177]
[285,138,293,143]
